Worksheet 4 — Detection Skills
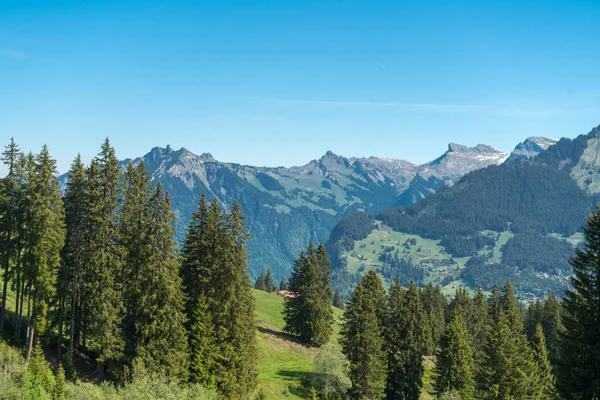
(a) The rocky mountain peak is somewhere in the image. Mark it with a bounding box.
[508,136,558,162]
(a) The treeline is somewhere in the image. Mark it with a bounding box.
[0,139,257,399]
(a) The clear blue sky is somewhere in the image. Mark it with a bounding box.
[2,0,600,174]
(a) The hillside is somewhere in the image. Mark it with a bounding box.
[252,289,435,399]
[327,125,600,300]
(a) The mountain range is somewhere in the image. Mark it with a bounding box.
[60,135,555,280]
[326,126,600,300]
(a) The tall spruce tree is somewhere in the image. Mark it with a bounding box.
[14,152,34,343]
[283,242,334,346]
[264,267,277,293]
[434,304,475,400]
[470,287,490,373]
[84,139,124,376]
[341,270,387,400]
[133,184,188,379]
[180,197,257,398]
[531,324,558,400]
[559,205,600,399]
[0,138,21,332]
[25,146,66,361]
[386,280,426,400]
[541,295,561,368]
[421,283,446,355]
[279,276,288,291]
[478,309,537,399]
[332,288,343,309]
[254,268,266,291]
[57,155,88,359]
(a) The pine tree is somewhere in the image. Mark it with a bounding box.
[218,200,258,397]
[181,198,257,398]
[129,182,189,379]
[26,146,66,362]
[525,299,544,341]
[58,154,88,358]
[283,242,334,346]
[540,295,561,368]
[341,270,387,399]
[500,281,523,331]
[279,276,288,291]
[84,139,124,376]
[559,205,600,398]
[488,284,502,323]
[264,267,277,293]
[434,304,475,400]
[470,286,490,373]
[54,364,66,400]
[0,138,21,332]
[420,283,446,355]
[386,280,426,400]
[254,268,266,291]
[531,324,557,399]
[332,288,343,309]
[13,152,34,343]
[478,310,537,399]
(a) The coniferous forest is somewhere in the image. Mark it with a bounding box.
[2,137,600,400]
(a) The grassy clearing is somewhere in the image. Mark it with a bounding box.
[253,289,343,399]
[343,224,515,296]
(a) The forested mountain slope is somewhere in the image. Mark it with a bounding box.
[327,125,600,299]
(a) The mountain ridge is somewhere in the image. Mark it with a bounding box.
[59,136,556,280]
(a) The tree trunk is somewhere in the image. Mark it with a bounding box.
[57,297,63,360]
[97,360,104,380]
[0,230,11,332]
[24,287,31,345]
[26,326,34,363]
[13,256,21,339]
[69,283,76,356]
[17,278,26,342]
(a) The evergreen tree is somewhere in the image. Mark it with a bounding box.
[526,299,544,341]
[386,280,426,400]
[26,146,66,362]
[283,242,334,346]
[58,154,88,358]
[488,284,502,323]
[420,283,446,355]
[470,287,490,373]
[540,295,561,368]
[434,304,475,400]
[500,281,523,331]
[0,138,21,332]
[128,182,189,379]
[254,268,266,291]
[54,364,66,400]
[279,276,288,291]
[559,205,600,399]
[531,324,557,400]
[84,139,124,376]
[341,270,387,400]
[180,198,257,398]
[264,267,277,293]
[478,310,537,399]
[332,288,343,309]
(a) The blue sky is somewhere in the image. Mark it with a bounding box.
[1,0,600,174]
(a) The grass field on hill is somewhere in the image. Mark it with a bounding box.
[252,289,435,399]
[341,222,516,297]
